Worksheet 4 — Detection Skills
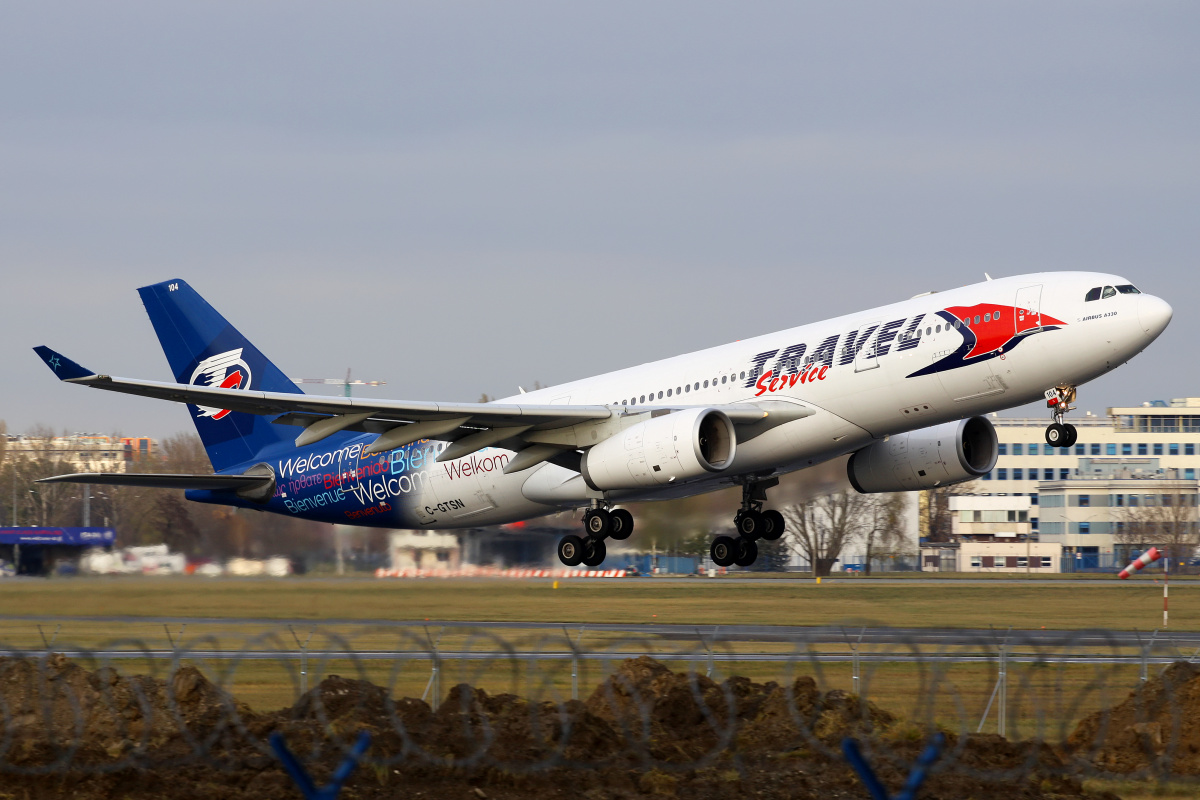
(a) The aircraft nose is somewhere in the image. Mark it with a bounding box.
[1138,294,1173,338]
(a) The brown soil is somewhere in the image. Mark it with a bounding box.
[0,654,1113,799]
[1068,661,1200,776]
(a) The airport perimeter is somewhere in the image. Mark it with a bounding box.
[1,577,1199,798]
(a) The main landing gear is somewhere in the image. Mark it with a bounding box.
[1044,386,1079,449]
[710,478,785,568]
[557,505,634,568]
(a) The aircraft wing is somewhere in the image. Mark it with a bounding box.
[34,346,804,468]
[36,472,271,491]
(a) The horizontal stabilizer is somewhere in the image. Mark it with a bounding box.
[37,473,273,492]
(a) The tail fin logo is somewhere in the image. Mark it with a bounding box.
[188,348,252,420]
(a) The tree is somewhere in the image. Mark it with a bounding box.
[859,493,910,575]
[920,481,979,543]
[1115,490,1200,573]
[782,491,869,577]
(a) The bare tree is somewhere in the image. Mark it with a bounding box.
[859,493,910,575]
[920,481,979,543]
[782,491,869,577]
[1115,490,1199,572]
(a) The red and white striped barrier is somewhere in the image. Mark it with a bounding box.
[1118,547,1160,579]
[374,567,626,579]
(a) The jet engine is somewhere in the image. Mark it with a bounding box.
[847,415,998,493]
[581,408,736,491]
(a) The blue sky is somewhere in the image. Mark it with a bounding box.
[2,2,1197,439]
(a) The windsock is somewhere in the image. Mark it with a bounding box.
[1118,547,1160,579]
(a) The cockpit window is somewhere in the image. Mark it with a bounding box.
[1116,284,1141,294]
[1102,286,1117,299]
[1085,287,1102,301]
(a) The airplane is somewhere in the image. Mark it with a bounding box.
[34,274,1171,568]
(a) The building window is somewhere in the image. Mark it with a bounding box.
[1013,443,1024,456]
[1153,443,1163,455]
[1060,469,1070,480]
[1138,443,1148,455]
[1170,443,1179,456]
[1107,443,1117,456]
[971,556,982,568]
[998,468,1007,480]
[1041,556,1053,568]
[1188,444,1196,456]
[1030,493,1037,504]
[1044,469,1054,480]
[1114,494,1124,506]
[1013,468,1023,480]
[1078,495,1090,507]
[1187,469,1196,480]
[1029,443,1040,456]
[998,443,1008,455]
[1123,443,1133,456]
[983,471,992,480]
[1091,443,1101,455]
[1075,443,1085,455]
[1129,494,1139,507]
[1079,522,1091,534]
[1017,557,1028,568]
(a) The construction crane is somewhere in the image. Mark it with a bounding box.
[292,369,386,397]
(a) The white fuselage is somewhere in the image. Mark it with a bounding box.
[395,271,1169,528]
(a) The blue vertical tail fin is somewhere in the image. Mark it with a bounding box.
[139,279,302,472]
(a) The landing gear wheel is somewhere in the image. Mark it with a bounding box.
[761,510,785,541]
[609,509,634,541]
[584,508,611,539]
[736,510,765,540]
[581,538,606,568]
[1045,423,1067,447]
[711,535,737,568]
[734,538,759,567]
[1062,424,1078,448]
[558,535,584,567]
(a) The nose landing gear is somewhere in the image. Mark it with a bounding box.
[558,505,635,567]
[1044,386,1079,448]
[711,478,785,568]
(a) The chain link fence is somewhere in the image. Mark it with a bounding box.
[0,622,1197,798]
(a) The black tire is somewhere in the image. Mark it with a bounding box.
[736,510,764,540]
[1045,423,1066,447]
[609,509,634,541]
[558,535,584,567]
[761,510,785,541]
[582,538,607,568]
[711,535,736,567]
[584,508,611,538]
[1063,424,1078,448]
[734,538,758,567]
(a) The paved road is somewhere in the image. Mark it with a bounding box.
[3,615,1196,647]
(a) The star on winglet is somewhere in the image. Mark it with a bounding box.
[33,347,95,381]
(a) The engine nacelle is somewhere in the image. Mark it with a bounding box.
[581,408,736,491]
[847,416,998,493]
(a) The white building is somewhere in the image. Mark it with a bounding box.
[387,530,461,571]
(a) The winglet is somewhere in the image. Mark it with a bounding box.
[33,346,95,381]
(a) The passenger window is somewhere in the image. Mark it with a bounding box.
[639,395,645,403]
[1116,284,1141,294]
[1085,287,1102,301]
[984,313,991,322]
[703,380,709,388]
[739,371,745,380]
[974,315,980,324]
[994,311,1000,320]
[721,376,726,384]
[684,384,690,393]
[657,391,663,399]
[666,388,672,397]
[1102,286,1116,299]
[925,327,931,336]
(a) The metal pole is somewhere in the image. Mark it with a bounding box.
[1164,551,1169,628]
[82,483,90,527]
[998,643,1007,737]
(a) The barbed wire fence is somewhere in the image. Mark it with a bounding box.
[1,622,1199,796]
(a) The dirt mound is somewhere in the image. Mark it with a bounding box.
[0,653,1109,800]
[1068,660,1200,774]
[0,654,250,766]
[585,656,892,761]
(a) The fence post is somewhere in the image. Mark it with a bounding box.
[998,642,1007,738]
[421,626,444,711]
[564,625,586,700]
[289,625,315,696]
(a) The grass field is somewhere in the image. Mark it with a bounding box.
[0,575,1192,630]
